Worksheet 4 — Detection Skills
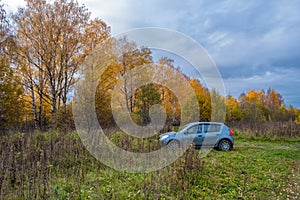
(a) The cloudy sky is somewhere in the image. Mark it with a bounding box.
[2,0,300,108]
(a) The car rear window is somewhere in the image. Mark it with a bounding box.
[204,124,221,133]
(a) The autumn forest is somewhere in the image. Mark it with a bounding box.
[1,0,299,135]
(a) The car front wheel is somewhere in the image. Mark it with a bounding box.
[167,140,180,149]
[218,139,232,151]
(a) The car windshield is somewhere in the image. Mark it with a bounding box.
[178,123,194,132]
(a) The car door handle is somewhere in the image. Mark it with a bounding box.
[216,134,220,136]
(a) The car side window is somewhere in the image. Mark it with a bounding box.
[204,124,221,133]
[198,124,202,133]
[186,125,199,134]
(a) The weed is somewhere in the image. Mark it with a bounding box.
[0,131,299,199]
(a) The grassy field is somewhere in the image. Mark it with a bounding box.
[0,131,299,199]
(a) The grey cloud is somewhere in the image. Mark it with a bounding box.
[19,0,300,107]
[3,0,300,107]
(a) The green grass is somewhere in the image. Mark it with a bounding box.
[198,141,299,199]
[48,136,299,199]
[1,132,299,199]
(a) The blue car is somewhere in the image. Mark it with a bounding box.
[158,122,234,151]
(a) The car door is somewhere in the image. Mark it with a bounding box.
[193,124,204,146]
[202,123,222,146]
[185,124,203,146]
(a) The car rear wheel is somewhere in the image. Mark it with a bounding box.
[167,140,180,148]
[218,139,232,151]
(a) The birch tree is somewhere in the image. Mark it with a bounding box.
[13,0,110,130]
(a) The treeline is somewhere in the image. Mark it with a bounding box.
[0,0,299,134]
[0,0,110,133]
[226,89,300,122]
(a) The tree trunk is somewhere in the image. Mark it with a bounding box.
[38,90,43,131]
[51,95,57,130]
[30,82,38,129]
[62,68,68,133]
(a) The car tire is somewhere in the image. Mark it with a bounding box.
[167,140,180,148]
[218,139,232,151]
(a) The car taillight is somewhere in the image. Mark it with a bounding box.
[229,129,233,136]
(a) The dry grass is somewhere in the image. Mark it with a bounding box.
[0,130,299,199]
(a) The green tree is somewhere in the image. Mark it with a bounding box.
[0,59,24,132]
[210,89,226,122]
[133,83,161,125]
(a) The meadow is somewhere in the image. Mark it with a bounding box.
[0,130,299,199]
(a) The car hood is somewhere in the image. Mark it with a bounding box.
[160,131,177,137]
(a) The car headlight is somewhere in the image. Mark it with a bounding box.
[160,135,169,140]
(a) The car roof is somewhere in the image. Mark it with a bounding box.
[187,122,224,125]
